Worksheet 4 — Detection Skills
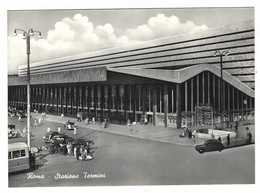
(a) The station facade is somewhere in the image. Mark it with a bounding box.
[8,20,255,128]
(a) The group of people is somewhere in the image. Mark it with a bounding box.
[180,127,196,139]
[48,137,95,161]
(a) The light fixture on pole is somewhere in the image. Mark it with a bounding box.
[213,50,229,130]
[14,28,42,151]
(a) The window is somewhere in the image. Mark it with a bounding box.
[13,150,21,159]
[21,150,26,157]
[11,150,26,159]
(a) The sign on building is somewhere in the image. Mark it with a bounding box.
[195,103,213,126]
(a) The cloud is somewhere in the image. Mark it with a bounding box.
[8,13,209,74]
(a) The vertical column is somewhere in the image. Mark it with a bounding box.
[223,81,226,114]
[191,78,194,126]
[82,86,85,112]
[208,72,210,104]
[218,77,221,112]
[133,85,137,122]
[101,85,104,120]
[61,86,64,114]
[142,85,146,116]
[94,86,97,117]
[65,86,68,115]
[116,85,119,119]
[213,75,216,108]
[185,81,188,113]
[164,84,168,127]
[76,86,79,114]
[153,85,157,126]
[70,86,73,115]
[202,72,205,103]
[227,84,230,121]
[176,83,182,129]
[124,85,128,121]
[196,75,199,105]
[87,86,91,117]
[108,85,111,119]
[57,86,59,113]
[232,87,235,111]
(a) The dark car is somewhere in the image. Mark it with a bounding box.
[50,133,73,144]
[195,139,224,154]
[16,110,27,118]
[43,131,60,143]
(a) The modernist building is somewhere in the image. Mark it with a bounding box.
[8,20,255,128]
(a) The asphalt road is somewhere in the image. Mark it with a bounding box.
[8,116,255,187]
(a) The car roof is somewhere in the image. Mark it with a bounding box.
[205,139,221,143]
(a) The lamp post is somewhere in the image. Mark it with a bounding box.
[213,50,229,130]
[14,29,42,150]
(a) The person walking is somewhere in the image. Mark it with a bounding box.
[227,134,230,146]
[57,126,61,133]
[127,119,131,131]
[247,131,252,144]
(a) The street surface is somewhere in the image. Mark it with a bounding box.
[8,116,255,187]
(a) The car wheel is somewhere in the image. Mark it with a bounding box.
[198,149,204,154]
[219,148,223,152]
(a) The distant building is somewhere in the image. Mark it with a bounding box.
[8,20,255,128]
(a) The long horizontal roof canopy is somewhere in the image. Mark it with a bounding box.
[108,64,255,98]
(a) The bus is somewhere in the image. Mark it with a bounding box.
[8,142,30,173]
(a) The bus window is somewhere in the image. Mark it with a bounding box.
[13,150,21,158]
[21,150,26,157]
[8,152,11,159]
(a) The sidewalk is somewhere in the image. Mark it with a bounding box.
[32,113,254,148]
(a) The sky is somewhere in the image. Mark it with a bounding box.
[7,7,254,74]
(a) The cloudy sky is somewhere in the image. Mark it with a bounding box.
[7,7,254,74]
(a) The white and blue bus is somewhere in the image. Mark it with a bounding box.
[8,142,30,173]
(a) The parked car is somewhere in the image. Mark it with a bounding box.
[50,133,73,144]
[43,131,60,143]
[16,110,27,118]
[195,139,224,154]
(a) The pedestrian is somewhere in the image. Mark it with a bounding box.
[66,142,73,155]
[227,134,230,146]
[127,119,131,131]
[218,137,222,143]
[47,127,51,133]
[74,126,77,135]
[74,146,78,159]
[29,152,36,169]
[92,117,96,124]
[85,117,89,125]
[133,122,136,134]
[18,116,22,122]
[235,120,239,132]
[34,119,38,126]
[38,118,42,125]
[57,126,61,133]
[61,113,64,119]
[247,131,252,144]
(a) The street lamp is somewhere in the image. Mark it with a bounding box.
[213,50,229,130]
[14,28,42,150]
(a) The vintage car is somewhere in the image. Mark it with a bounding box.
[43,131,60,143]
[195,139,224,154]
[64,120,77,130]
[16,110,27,118]
[50,133,73,144]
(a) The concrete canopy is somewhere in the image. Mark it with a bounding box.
[108,64,255,98]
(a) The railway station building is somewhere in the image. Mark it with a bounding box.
[8,20,255,128]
